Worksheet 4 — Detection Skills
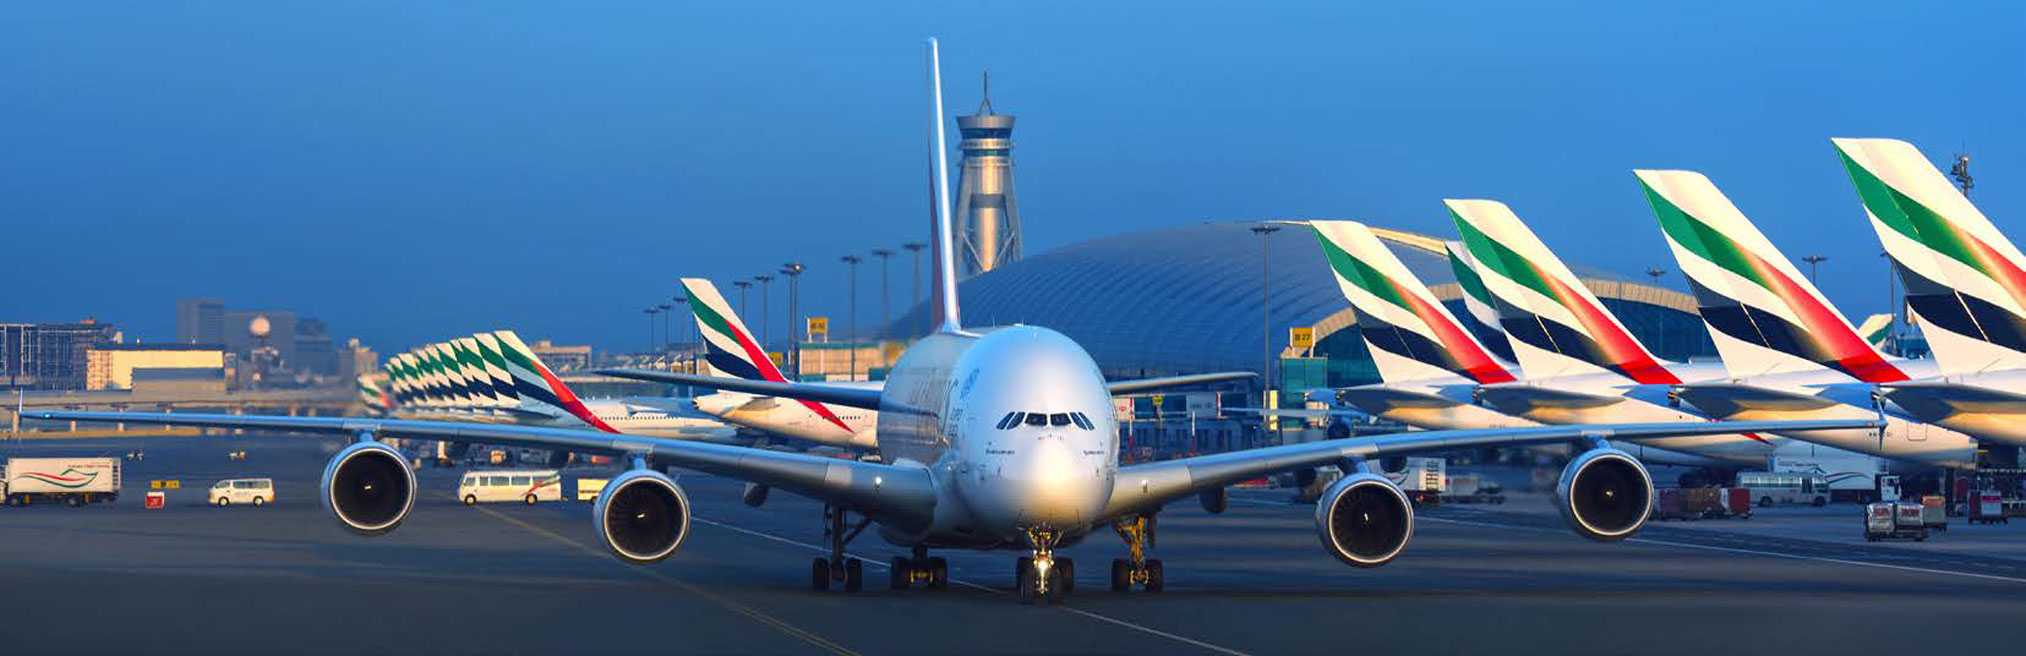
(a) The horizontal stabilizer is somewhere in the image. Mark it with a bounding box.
[1106,372,1257,395]
[1474,383,1624,411]
[597,369,884,411]
[1336,384,1465,410]
[1882,379,2026,415]
[1671,381,1840,417]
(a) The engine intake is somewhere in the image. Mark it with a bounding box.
[594,469,691,564]
[1314,473,1413,567]
[1557,448,1653,541]
[320,441,417,536]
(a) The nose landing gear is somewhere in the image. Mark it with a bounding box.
[1109,514,1163,593]
[1016,527,1071,604]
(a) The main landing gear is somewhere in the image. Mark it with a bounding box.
[889,545,950,590]
[1109,514,1163,593]
[1015,527,1073,604]
[812,504,870,592]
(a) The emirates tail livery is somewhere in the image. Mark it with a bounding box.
[1310,220,1726,467]
[1636,168,1975,471]
[1838,137,2026,446]
[27,39,1865,605]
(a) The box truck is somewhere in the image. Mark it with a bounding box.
[4,457,122,507]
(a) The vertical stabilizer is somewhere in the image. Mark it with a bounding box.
[1637,169,1906,382]
[1312,221,1516,384]
[1447,199,1678,383]
[493,330,618,433]
[1443,240,1518,364]
[927,38,962,333]
[1836,137,2026,375]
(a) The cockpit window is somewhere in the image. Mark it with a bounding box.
[1024,413,1049,427]
[1049,413,1071,427]
[996,412,1024,430]
[1070,412,1094,430]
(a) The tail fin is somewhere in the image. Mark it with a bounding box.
[680,278,793,383]
[926,38,961,333]
[1835,137,2026,375]
[1443,240,1518,363]
[1636,169,1907,382]
[451,338,501,407]
[471,333,521,403]
[356,374,390,413]
[1311,221,1515,384]
[492,330,618,433]
[1855,314,1894,349]
[430,343,471,406]
[1447,199,1678,383]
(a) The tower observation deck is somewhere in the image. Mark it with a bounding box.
[954,73,1022,278]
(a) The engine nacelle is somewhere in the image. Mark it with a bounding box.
[1313,473,1414,567]
[593,469,691,564]
[1556,448,1653,541]
[319,440,417,536]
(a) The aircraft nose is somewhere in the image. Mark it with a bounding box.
[976,437,1108,529]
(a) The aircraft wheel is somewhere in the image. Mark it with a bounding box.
[1016,559,1038,605]
[1144,559,1165,593]
[811,558,831,591]
[890,556,911,590]
[1045,566,1068,603]
[843,559,863,592]
[1056,558,1074,596]
[927,557,948,589]
[1110,559,1130,592]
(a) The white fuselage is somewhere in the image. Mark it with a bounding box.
[1475,362,1780,465]
[1882,367,2026,447]
[873,326,1119,549]
[694,384,880,449]
[1336,378,1733,468]
[1677,361,1978,470]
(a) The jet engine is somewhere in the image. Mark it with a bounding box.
[1314,473,1413,567]
[319,440,417,536]
[1556,447,1653,541]
[593,468,691,564]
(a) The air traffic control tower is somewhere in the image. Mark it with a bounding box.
[954,74,1023,278]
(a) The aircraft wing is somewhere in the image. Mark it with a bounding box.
[1099,418,1875,520]
[1105,372,1257,395]
[1473,383,1625,411]
[1882,379,2026,414]
[29,411,936,529]
[595,369,885,411]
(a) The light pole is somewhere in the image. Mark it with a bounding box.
[1645,267,1666,287]
[732,279,752,319]
[1250,223,1282,449]
[872,248,894,338]
[1951,154,1973,198]
[672,294,688,373]
[842,254,862,380]
[1802,255,1828,282]
[904,242,926,336]
[782,262,804,376]
[643,307,660,355]
[755,274,775,355]
[658,304,674,360]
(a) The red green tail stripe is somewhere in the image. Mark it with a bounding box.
[1454,215,1675,384]
[1843,150,2026,319]
[1317,231,1514,383]
[690,290,854,434]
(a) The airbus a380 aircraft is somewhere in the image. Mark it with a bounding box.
[30,39,1867,604]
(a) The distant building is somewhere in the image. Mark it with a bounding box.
[343,338,376,381]
[223,309,297,368]
[0,322,120,390]
[86,343,226,394]
[530,340,593,372]
[293,317,337,376]
[175,298,224,344]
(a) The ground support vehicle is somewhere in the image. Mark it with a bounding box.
[1968,492,2008,525]
[1865,502,1927,541]
[3,458,121,507]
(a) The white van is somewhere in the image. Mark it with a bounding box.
[457,470,563,505]
[209,478,275,507]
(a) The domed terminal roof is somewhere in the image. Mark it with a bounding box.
[883,220,1707,381]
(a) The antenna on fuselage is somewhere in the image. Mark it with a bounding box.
[926,38,962,334]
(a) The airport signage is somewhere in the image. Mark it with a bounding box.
[1289,327,1315,350]
[807,317,829,340]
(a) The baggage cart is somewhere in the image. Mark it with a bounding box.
[1920,495,1947,533]
[1968,491,2008,525]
